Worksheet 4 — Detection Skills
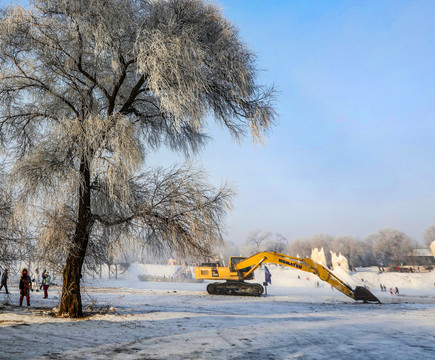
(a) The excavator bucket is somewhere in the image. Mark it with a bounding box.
[353,286,381,303]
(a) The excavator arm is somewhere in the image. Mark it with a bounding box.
[234,252,380,303]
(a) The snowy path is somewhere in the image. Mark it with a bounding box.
[1,281,435,360]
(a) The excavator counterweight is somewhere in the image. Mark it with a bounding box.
[195,251,381,303]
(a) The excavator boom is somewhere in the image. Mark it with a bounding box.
[195,251,380,303]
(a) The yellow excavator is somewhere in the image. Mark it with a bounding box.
[195,251,381,303]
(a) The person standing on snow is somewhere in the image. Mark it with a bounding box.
[32,268,41,292]
[42,271,51,299]
[0,269,9,294]
[19,268,32,306]
[40,269,47,290]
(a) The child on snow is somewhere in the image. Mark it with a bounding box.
[19,268,32,306]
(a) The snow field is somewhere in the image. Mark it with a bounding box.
[1,265,435,359]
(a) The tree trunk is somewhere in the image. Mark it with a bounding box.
[58,158,92,317]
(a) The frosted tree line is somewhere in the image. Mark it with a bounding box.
[0,0,276,317]
[229,227,425,269]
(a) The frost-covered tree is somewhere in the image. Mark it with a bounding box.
[240,231,288,255]
[368,228,414,266]
[219,240,240,261]
[0,167,36,271]
[0,0,275,317]
[330,235,363,269]
[423,222,435,248]
[247,230,273,253]
[265,233,287,253]
[287,237,311,258]
[0,184,19,269]
[288,234,334,261]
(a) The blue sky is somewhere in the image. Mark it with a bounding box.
[198,0,435,243]
[1,0,434,243]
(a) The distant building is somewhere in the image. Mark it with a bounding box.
[406,248,435,266]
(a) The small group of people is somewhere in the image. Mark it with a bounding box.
[19,268,51,306]
[31,268,51,296]
[0,267,51,306]
[379,284,399,295]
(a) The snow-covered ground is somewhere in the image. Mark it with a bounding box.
[1,265,435,359]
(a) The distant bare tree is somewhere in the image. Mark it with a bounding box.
[238,231,288,255]
[287,234,333,263]
[287,238,313,258]
[423,223,435,248]
[220,240,240,261]
[265,233,287,253]
[0,0,275,317]
[357,237,376,267]
[247,230,273,252]
[368,228,414,266]
[330,235,362,269]
[309,234,334,252]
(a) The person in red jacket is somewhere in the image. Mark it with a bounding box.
[19,268,32,306]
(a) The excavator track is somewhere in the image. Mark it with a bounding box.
[206,281,264,296]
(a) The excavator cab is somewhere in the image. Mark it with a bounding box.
[229,257,254,280]
[229,256,246,271]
